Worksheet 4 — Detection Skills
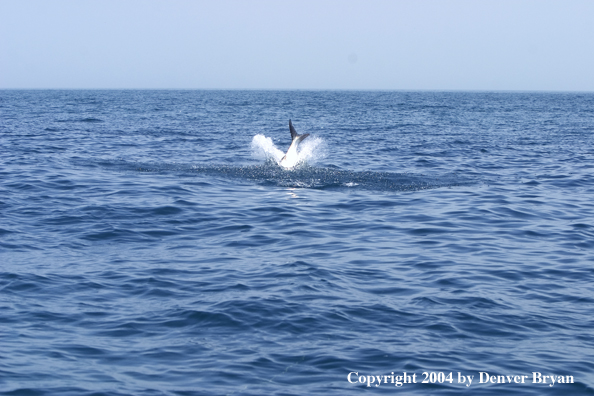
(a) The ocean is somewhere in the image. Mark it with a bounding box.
[1,90,593,395]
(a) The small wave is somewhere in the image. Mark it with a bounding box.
[56,117,104,123]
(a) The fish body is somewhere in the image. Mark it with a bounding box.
[279,120,309,169]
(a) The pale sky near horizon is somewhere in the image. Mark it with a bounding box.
[1,0,593,91]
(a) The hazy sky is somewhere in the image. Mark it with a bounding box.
[1,0,593,91]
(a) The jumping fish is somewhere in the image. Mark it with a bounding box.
[279,120,309,169]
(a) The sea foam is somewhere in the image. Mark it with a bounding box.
[250,134,325,167]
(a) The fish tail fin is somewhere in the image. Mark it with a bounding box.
[289,119,309,142]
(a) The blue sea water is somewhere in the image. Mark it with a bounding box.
[1,90,594,395]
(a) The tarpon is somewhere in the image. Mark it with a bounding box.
[279,120,309,169]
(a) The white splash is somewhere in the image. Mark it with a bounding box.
[251,134,325,169]
[251,134,284,163]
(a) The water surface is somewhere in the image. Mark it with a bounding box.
[1,90,594,395]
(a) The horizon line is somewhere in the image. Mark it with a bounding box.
[1,88,593,94]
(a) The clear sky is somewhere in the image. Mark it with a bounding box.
[1,0,593,91]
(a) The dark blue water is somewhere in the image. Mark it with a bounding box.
[1,90,594,395]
